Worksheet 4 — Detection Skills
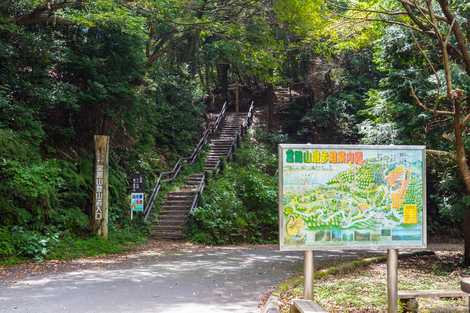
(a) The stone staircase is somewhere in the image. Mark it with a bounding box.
[204,112,246,172]
[153,174,204,240]
[153,112,249,240]
[275,87,292,107]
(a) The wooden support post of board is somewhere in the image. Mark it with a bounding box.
[387,249,399,313]
[304,250,314,300]
[92,135,109,239]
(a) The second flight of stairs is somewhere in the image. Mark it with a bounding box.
[153,112,249,240]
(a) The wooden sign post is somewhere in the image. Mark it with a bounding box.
[92,135,109,239]
[228,81,240,112]
[234,81,240,113]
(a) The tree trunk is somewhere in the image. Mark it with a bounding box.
[453,108,470,265]
[267,84,274,131]
[216,63,229,102]
[465,209,470,266]
[437,0,470,75]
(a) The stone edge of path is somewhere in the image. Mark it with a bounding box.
[262,295,280,313]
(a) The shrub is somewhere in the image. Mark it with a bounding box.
[11,227,59,261]
[0,227,15,257]
[49,207,90,234]
[188,141,278,244]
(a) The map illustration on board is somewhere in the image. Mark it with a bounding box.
[280,145,426,250]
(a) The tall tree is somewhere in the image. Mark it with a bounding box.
[336,0,470,264]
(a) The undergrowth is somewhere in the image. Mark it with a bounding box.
[188,138,278,244]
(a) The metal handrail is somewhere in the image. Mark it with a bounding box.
[189,176,205,214]
[143,101,228,220]
[219,101,255,172]
[212,103,227,133]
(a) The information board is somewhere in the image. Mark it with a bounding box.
[279,144,426,251]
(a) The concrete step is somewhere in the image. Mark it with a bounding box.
[161,205,190,211]
[159,212,188,219]
[167,191,196,195]
[186,180,203,185]
[209,146,232,149]
[166,193,195,200]
[186,177,204,181]
[154,223,185,230]
[155,224,184,231]
[180,186,197,190]
[159,214,186,220]
[157,219,186,226]
[209,147,231,150]
[208,150,229,154]
[188,173,204,177]
[210,145,231,148]
[162,199,192,206]
[153,233,184,240]
[153,229,184,235]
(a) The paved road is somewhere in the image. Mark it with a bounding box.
[0,245,365,313]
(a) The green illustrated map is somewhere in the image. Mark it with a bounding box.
[280,146,426,250]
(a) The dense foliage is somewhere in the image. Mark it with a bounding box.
[1,0,469,263]
[0,1,207,262]
[271,0,469,261]
[0,0,290,261]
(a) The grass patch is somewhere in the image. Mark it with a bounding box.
[0,227,147,267]
[276,252,467,313]
[0,256,26,266]
[47,228,147,260]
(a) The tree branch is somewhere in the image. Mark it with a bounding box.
[336,14,432,35]
[410,85,454,116]
[426,149,454,159]
[437,0,470,75]
[463,113,470,126]
[14,1,80,25]
[410,31,441,95]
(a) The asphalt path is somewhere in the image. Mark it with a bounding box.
[0,244,367,313]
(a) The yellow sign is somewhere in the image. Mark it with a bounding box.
[403,204,418,224]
